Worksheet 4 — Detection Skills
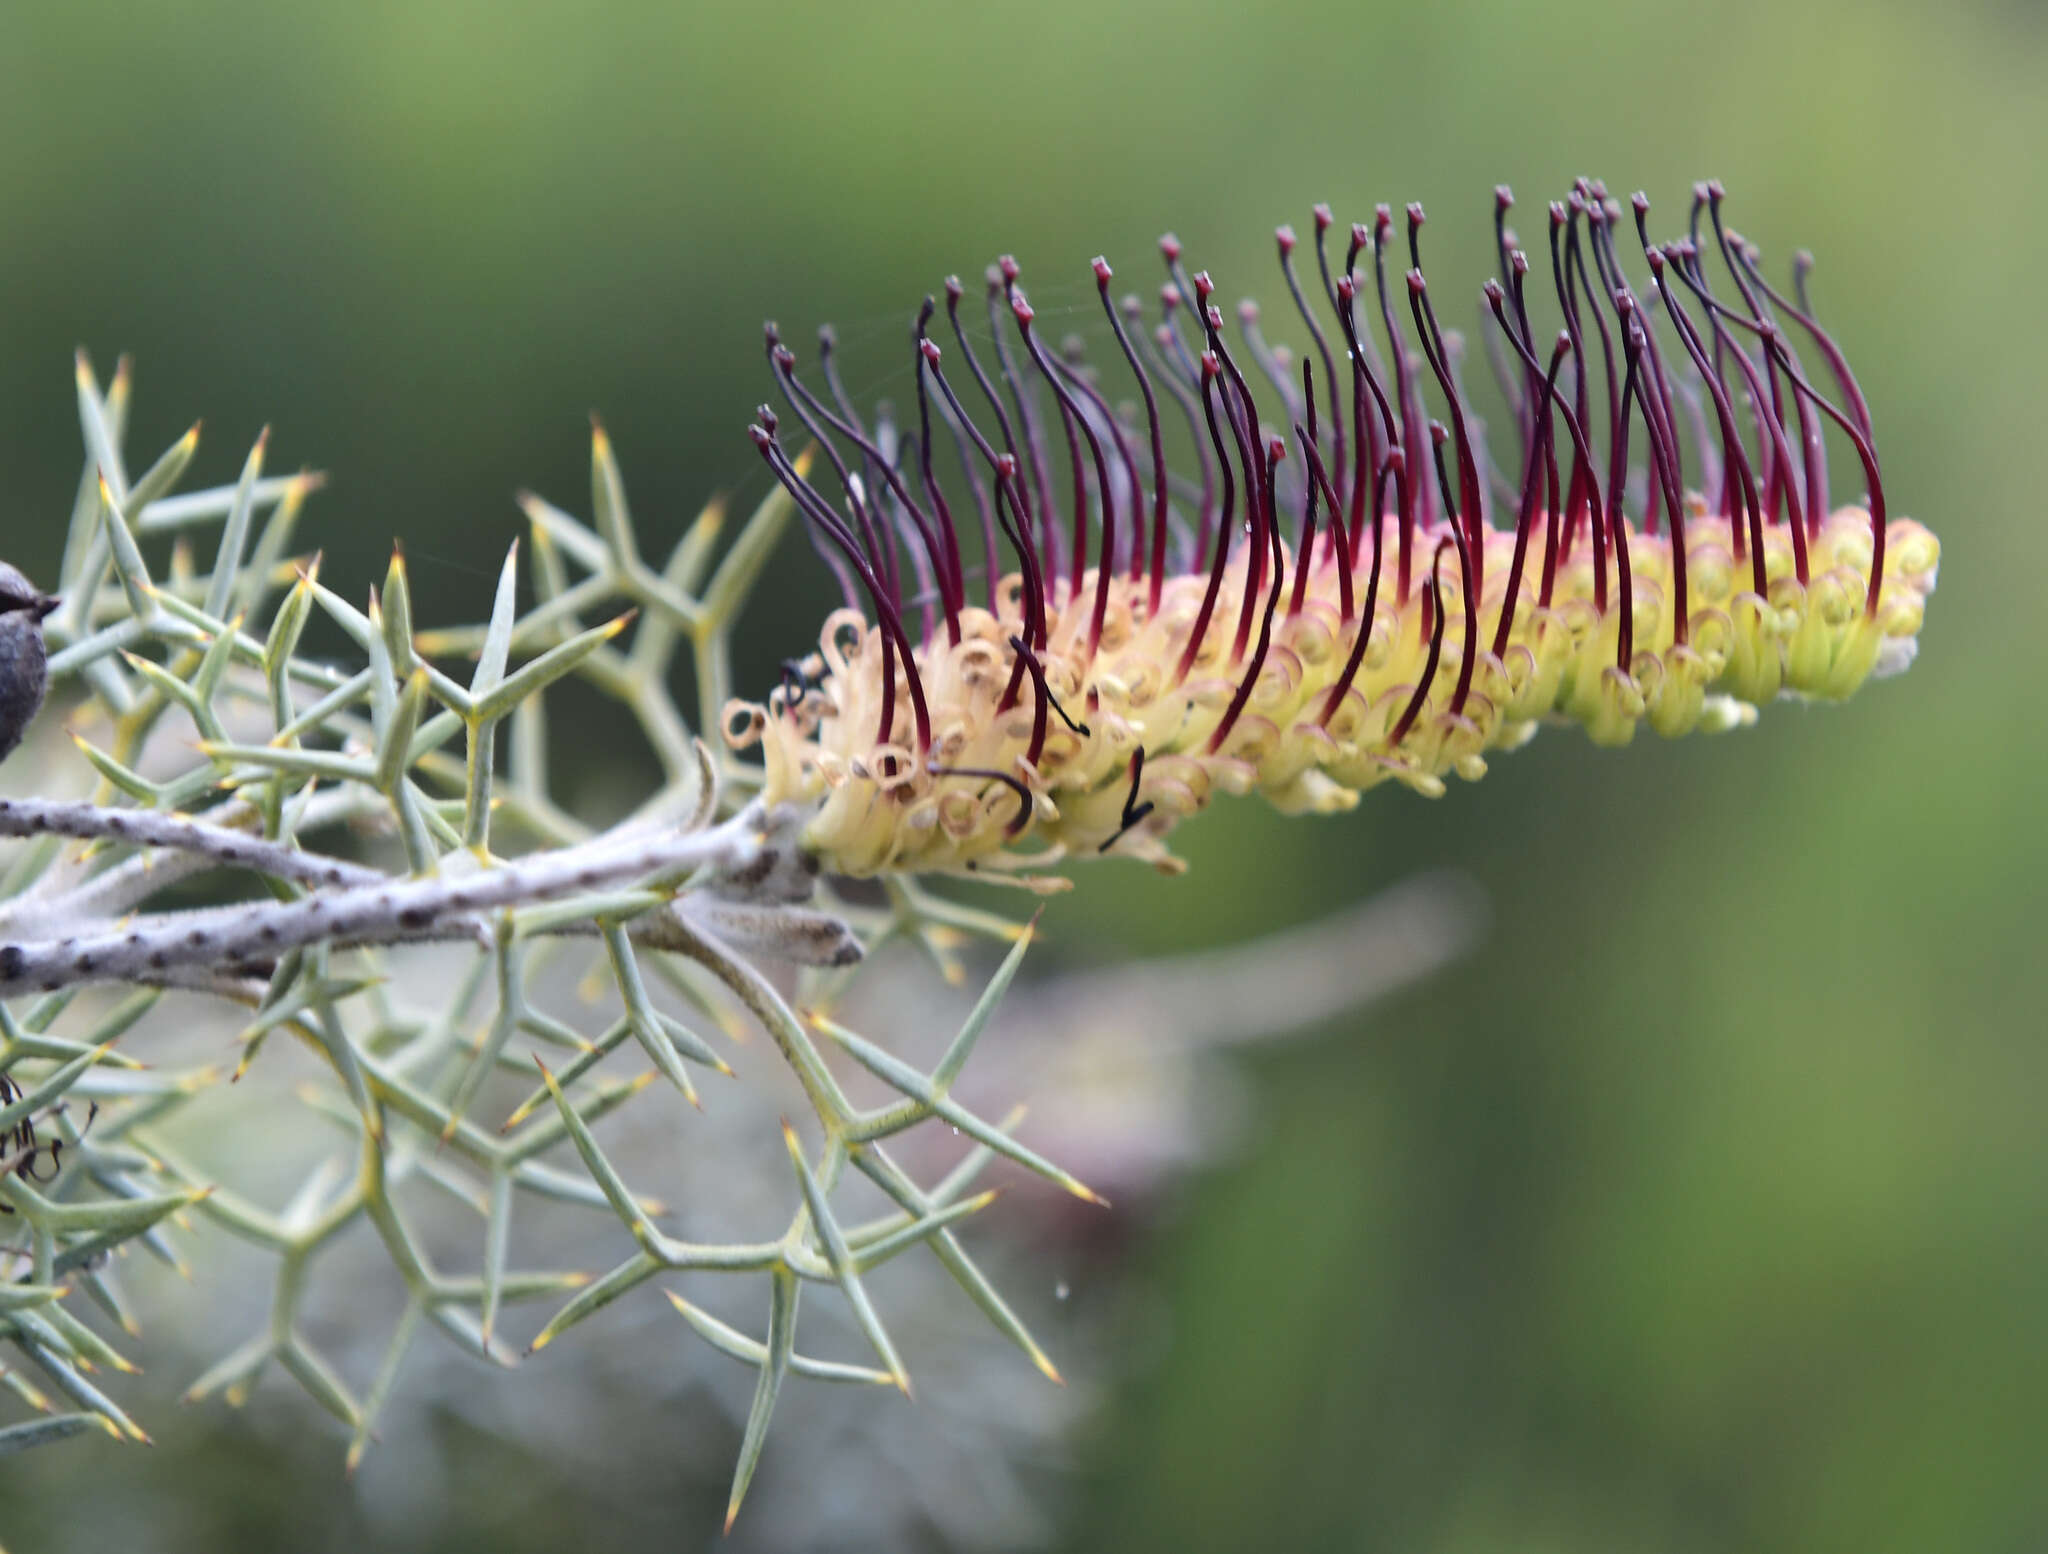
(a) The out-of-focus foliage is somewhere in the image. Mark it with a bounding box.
[2,0,2044,1550]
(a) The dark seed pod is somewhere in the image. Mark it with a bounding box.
[0,562,58,764]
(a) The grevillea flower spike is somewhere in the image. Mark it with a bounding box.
[729,180,1938,883]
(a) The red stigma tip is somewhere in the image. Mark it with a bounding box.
[1277,224,1297,254]
[1374,205,1393,233]
[1092,256,1113,284]
[1406,269,1427,295]
[1482,278,1505,304]
[747,423,771,449]
[944,274,963,300]
[1011,293,1034,324]
[996,451,1018,477]
[1337,274,1358,300]
[998,255,1021,281]
[1313,203,1333,231]
[920,338,942,363]
[1496,185,1514,210]
[1406,202,1426,228]
[1193,270,1215,300]
[1159,283,1180,312]
[1200,351,1220,379]
[1266,434,1286,462]
[1159,233,1182,260]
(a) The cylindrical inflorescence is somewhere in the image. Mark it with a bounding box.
[731,180,1939,882]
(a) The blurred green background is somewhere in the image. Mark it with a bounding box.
[4,0,2046,1549]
